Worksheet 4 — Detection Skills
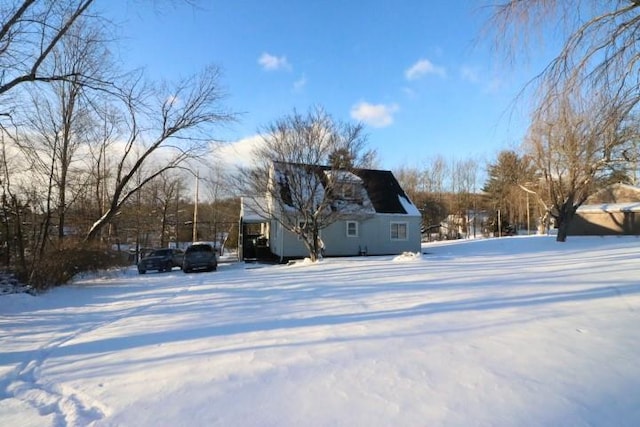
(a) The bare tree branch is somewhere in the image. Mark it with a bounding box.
[234,107,373,261]
[85,66,233,240]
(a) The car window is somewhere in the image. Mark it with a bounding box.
[152,249,171,256]
[187,244,212,253]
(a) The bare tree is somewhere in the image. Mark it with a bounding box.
[138,170,183,248]
[0,0,97,99]
[454,157,480,236]
[85,65,233,240]
[393,165,422,202]
[0,1,197,99]
[424,155,448,198]
[198,162,236,251]
[525,90,636,241]
[0,1,98,263]
[235,107,374,261]
[15,17,111,245]
[488,1,640,107]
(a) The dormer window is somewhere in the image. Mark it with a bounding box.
[340,182,358,200]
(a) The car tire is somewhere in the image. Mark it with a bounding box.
[138,270,146,274]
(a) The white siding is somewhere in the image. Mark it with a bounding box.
[273,215,421,258]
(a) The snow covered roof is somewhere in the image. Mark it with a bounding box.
[240,196,268,222]
[577,203,640,213]
[271,162,420,216]
[585,183,640,204]
[324,169,362,182]
[353,168,419,215]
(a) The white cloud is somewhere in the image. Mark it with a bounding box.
[350,102,399,128]
[460,66,480,83]
[484,77,503,94]
[405,59,446,80]
[214,134,263,169]
[402,87,417,98]
[293,75,307,91]
[258,52,292,71]
[165,95,180,106]
[459,65,504,94]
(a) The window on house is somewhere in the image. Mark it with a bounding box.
[390,222,408,240]
[341,183,357,199]
[333,181,360,201]
[346,221,358,237]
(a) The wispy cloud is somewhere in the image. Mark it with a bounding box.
[405,59,446,80]
[258,52,292,71]
[293,75,307,91]
[215,134,263,169]
[165,94,180,107]
[460,66,480,84]
[350,102,399,128]
[460,65,503,94]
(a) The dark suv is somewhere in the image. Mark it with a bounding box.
[138,248,184,274]
[182,243,217,273]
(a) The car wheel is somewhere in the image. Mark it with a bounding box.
[138,270,146,274]
[183,268,190,273]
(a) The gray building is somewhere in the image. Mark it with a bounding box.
[239,162,422,262]
[568,183,640,236]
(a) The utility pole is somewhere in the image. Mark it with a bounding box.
[526,191,530,235]
[192,171,199,242]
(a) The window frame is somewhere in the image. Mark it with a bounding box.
[390,221,408,241]
[346,220,358,237]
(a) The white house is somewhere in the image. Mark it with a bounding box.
[239,162,422,262]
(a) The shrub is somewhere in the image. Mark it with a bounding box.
[16,241,129,292]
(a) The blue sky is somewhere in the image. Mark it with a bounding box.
[104,0,549,171]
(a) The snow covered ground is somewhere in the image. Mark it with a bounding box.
[1,235,639,426]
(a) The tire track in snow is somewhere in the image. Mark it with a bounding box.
[1,280,194,426]
[606,285,637,312]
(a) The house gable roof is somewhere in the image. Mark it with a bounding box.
[585,183,640,204]
[353,168,418,215]
[271,161,419,216]
[576,183,640,213]
[577,203,640,213]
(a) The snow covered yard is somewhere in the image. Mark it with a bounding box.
[1,236,639,426]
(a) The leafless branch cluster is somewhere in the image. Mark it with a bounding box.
[235,107,375,261]
[0,1,233,285]
[488,0,640,240]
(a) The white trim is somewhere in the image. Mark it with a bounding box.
[390,221,408,240]
[577,203,640,213]
[346,220,359,237]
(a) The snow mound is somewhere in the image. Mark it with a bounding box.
[287,257,320,267]
[0,272,32,295]
[392,251,421,262]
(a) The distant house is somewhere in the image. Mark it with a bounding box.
[239,162,422,262]
[568,183,640,236]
